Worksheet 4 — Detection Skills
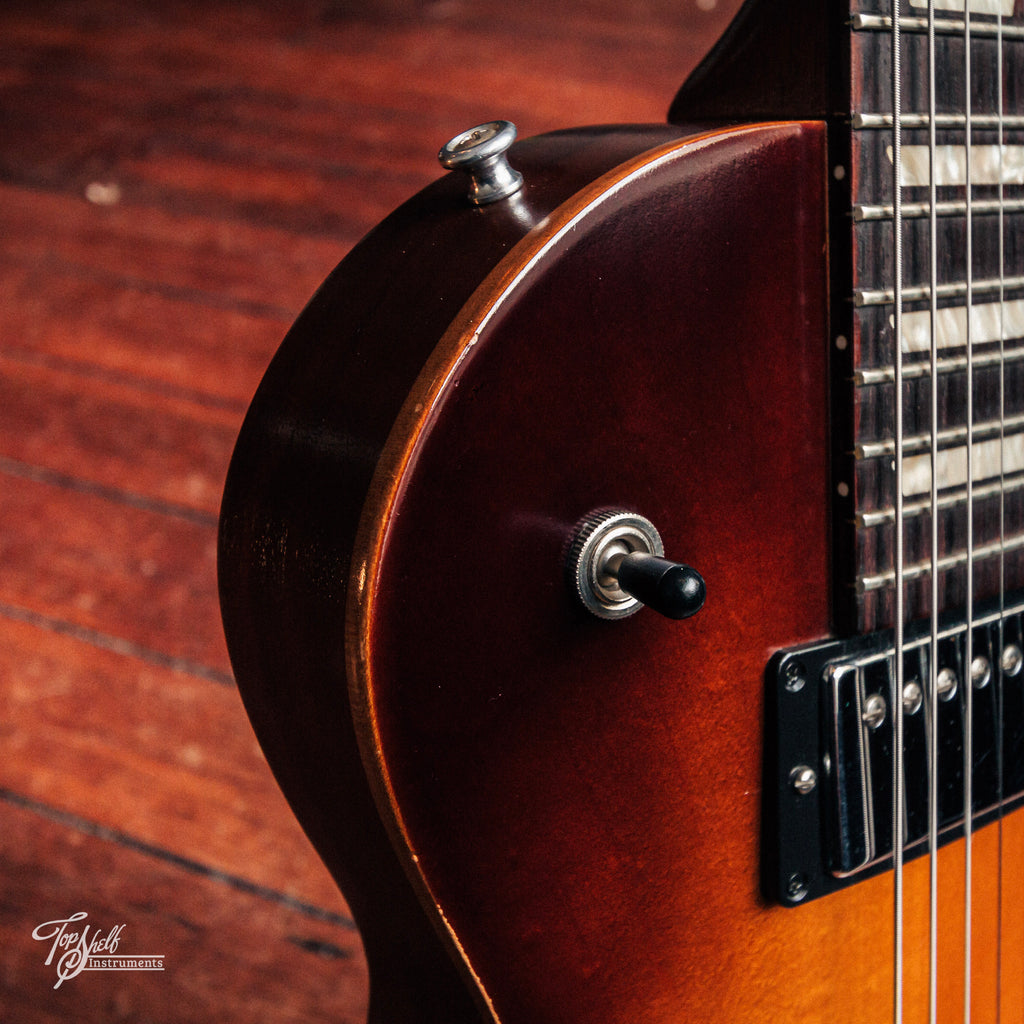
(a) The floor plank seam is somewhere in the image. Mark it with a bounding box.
[0,787,356,931]
[0,455,220,527]
[0,600,235,687]
[0,344,254,415]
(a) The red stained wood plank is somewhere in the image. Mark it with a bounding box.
[0,184,340,316]
[0,355,240,518]
[0,254,286,408]
[0,613,347,913]
[0,800,367,1024]
[0,472,227,674]
[0,74,433,236]
[0,1,738,237]
[0,0,732,132]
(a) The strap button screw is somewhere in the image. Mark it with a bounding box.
[438,120,524,205]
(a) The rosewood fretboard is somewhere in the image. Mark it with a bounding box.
[841,0,1024,632]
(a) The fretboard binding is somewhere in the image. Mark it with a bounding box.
[855,411,1024,460]
[853,14,1024,40]
[855,198,1024,222]
[856,275,1024,307]
[856,344,1024,385]
[858,533,1024,592]
[854,113,1024,130]
[857,471,1024,526]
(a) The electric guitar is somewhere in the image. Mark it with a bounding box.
[218,0,1024,1021]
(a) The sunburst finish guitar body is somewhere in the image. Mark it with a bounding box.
[218,1,1024,1021]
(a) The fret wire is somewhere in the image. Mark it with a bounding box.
[858,532,1024,591]
[854,13,1024,40]
[856,274,1024,306]
[856,345,1024,385]
[891,2,907,1020]
[962,1,975,1014]
[855,113,1024,130]
[855,197,1024,222]
[857,470,1024,526]
[855,412,1024,459]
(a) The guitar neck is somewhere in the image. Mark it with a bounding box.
[672,0,1024,634]
[844,2,1024,632]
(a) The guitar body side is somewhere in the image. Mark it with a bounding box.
[219,123,704,1024]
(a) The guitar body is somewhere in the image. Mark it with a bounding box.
[353,121,837,1024]
[219,3,1024,1022]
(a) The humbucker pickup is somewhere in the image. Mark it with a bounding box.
[766,595,1024,907]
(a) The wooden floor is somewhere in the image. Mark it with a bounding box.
[0,1,738,1019]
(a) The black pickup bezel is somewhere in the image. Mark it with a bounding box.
[764,595,1024,907]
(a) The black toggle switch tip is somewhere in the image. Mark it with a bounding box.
[614,552,707,620]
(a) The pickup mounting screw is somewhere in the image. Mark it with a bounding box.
[784,661,806,693]
[937,667,958,702]
[786,873,809,902]
[862,693,887,730]
[903,680,923,715]
[1002,644,1023,676]
[789,765,817,795]
[971,655,992,689]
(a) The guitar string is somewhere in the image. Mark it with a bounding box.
[927,1,940,1020]
[962,0,975,1018]
[892,2,907,1020]
[994,4,1006,1020]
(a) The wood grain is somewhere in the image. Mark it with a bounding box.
[0,354,238,518]
[0,472,226,671]
[0,800,365,1024]
[0,613,346,911]
[0,0,739,1020]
